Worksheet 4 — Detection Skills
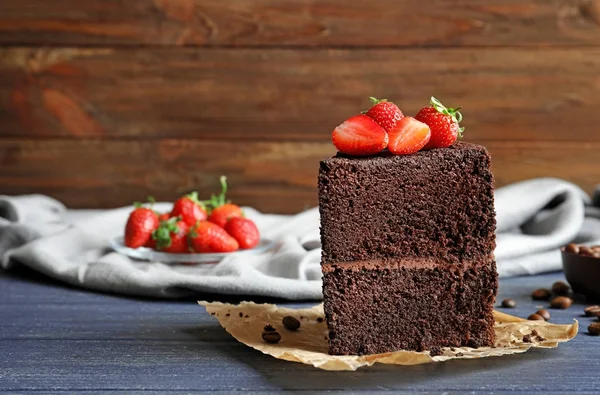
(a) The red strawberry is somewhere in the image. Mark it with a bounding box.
[205,176,244,228]
[224,217,260,249]
[189,221,239,253]
[151,217,190,253]
[365,97,404,132]
[387,117,431,155]
[170,192,207,226]
[332,115,388,156]
[124,207,159,249]
[414,96,464,149]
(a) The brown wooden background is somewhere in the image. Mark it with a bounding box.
[1,0,600,213]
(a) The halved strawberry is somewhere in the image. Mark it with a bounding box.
[189,221,239,253]
[365,97,404,132]
[387,117,431,155]
[332,115,388,156]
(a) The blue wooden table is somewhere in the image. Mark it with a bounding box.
[1,266,599,394]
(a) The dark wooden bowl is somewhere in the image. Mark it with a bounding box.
[562,250,600,301]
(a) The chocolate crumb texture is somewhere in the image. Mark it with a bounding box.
[522,335,532,343]
[536,335,546,342]
[531,330,539,337]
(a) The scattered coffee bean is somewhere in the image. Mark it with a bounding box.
[589,308,600,318]
[262,331,281,344]
[263,324,276,332]
[536,309,551,321]
[564,243,579,254]
[551,281,570,296]
[501,298,516,308]
[282,316,301,331]
[550,296,572,309]
[527,313,545,321]
[584,305,600,317]
[522,334,532,343]
[579,246,594,257]
[531,288,552,301]
[588,322,600,336]
[317,317,324,323]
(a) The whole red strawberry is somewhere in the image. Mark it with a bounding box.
[414,96,464,149]
[189,221,239,253]
[151,217,190,253]
[225,217,260,249]
[332,115,388,156]
[171,192,207,226]
[205,176,244,228]
[365,97,404,132]
[124,207,159,248]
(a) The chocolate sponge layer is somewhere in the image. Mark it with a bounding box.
[318,142,496,265]
[322,260,498,355]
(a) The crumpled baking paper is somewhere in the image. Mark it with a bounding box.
[199,301,578,371]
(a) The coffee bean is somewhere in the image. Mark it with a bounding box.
[527,313,545,321]
[531,288,551,301]
[282,316,300,331]
[501,298,516,308]
[588,322,600,336]
[579,246,594,257]
[550,296,572,309]
[564,243,579,254]
[584,305,600,317]
[262,331,281,343]
[588,308,600,318]
[263,324,276,332]
[551,281,570,296]
[536,309,551,321]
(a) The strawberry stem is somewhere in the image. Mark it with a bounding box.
[369,97,388,105]
[185,191,206,211]
[151,216,181,249]
[203,176,230,213]
[430,96,464,138]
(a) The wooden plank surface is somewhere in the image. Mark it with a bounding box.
[1,0,600,47]
[1,268,599,392]
[0,139,598,211]
[1,47,600,142]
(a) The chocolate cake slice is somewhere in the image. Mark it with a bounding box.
[319,142,498,355]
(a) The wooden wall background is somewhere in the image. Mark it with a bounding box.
[0,0,599,213]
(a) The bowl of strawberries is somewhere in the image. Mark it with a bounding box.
[110,176,273,264]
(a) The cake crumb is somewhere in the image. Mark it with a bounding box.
[239,312,243,318]
[317,317,324,323]
[429,346,442,356]
[245,315,249,318]
[225,313,230,317]
[456,352,464,357]
[523,334,532,343]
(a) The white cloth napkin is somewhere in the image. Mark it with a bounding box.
[2,178,600,300]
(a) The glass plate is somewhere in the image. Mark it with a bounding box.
[109,236,275,264]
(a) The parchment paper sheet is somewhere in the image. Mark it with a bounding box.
[199,301,578,371]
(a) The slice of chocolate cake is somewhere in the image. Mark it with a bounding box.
[319,141,498,355]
